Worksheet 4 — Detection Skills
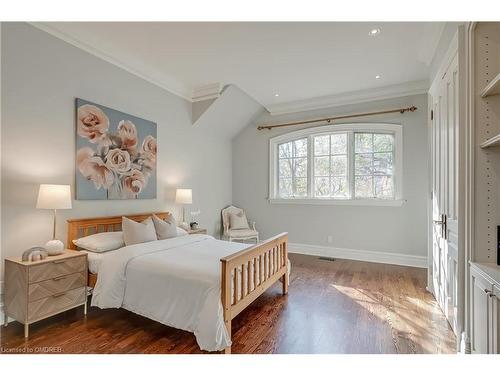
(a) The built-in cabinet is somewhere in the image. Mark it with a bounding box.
[470,263,500,353]
[467,22,500,354]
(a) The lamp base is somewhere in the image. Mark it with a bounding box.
[45,239,64,256]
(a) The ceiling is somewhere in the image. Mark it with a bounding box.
[36,22,444,111]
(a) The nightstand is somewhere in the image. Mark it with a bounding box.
[188,228,207,234]
[4,250,87,338]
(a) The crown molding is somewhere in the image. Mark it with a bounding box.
[192,83,223,102]
[29,22,192,102]
[265,80,429,116]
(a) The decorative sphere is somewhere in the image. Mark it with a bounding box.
[45,239,64,255]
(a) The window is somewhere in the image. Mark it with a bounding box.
[354,133,394,199]
[313,133,348,198]
[269,123,403,205]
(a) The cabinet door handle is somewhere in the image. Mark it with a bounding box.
[489,293,496,298]
[484,289,492,294]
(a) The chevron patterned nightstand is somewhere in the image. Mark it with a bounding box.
[4,250,87,338]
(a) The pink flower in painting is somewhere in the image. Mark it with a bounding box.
[117,120,138,152]
[141,135,157,157]
[141,135,157,169]
[77,147,114,189]
[77,105,110,143]
[123,169,146,195]
[76,147,94,166]
[105,148,131,174]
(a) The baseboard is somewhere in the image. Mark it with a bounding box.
[288,242,427,268]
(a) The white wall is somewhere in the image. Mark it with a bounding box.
[233,94,429,265]
[0,23,233,291]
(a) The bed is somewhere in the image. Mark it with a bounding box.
[66,212,289,353]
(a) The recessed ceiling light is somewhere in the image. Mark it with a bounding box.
[375,75,381,79]
[369,28,381,36]
[274,93,280,97]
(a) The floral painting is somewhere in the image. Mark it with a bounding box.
[75,98,157,200]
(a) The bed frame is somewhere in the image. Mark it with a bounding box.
[66,212,289,354]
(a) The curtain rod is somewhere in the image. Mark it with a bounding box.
[257,106,418,131]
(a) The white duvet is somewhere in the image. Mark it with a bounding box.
[91,234,251,351]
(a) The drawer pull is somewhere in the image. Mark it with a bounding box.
[53,292,67,298]
[53,260,67,264]
[53,275,67,281]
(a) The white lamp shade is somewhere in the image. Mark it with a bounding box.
[175,188,192,204]
[36,184,72,209]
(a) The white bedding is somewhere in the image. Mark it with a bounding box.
[81,250,106,274]
[91,234,252,351]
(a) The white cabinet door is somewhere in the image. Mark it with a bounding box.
[470,270,491,353]
[492,286,500,354]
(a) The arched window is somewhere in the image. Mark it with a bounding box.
[269,123,403,205]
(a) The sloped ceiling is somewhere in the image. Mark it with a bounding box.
[192,85,264,139]
[30,22,447,138]
[34,22,444,108]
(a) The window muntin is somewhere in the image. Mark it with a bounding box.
[270,123,402,203]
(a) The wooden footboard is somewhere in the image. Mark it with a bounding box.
[220,232,288,354]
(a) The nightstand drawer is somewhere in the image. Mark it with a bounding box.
[28,272,86,301]
[27,286,86,322]
[29,256,86,283]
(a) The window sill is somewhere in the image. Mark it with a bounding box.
[268,198,406,207]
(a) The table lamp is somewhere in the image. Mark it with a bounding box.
[175,188,192,230]
[36,184,72,255]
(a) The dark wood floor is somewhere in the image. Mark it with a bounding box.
[0,253,456,354]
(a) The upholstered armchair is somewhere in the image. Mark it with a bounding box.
[221,205,259,243]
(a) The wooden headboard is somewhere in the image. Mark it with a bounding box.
[66,212,171,250]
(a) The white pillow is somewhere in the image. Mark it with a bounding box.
[73,231,125,253]
[122,216,157,246]
[152,214,178,240]
[229,211,250,229]
[176,226,188,236]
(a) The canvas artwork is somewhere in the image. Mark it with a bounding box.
[75,98,157,200]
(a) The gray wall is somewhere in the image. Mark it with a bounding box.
[233,94,429,257]
[0,23,233,290]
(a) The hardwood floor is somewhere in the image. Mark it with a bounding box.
[0,254,456,354]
